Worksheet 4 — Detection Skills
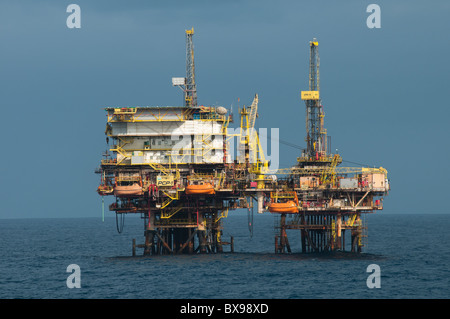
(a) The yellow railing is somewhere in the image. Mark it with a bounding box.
[115,175,141,182]
[148,162,170,175]
[188,173,214,180]
[345,214,358,227]
[155,218,198,226]
[270,191,298,200]
[270,166,388,176]
[215,208,229,222]
[161,204,183,219]
[159,189,180,209]
[114,107,137,115]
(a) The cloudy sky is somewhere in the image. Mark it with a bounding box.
[0,0,449,218]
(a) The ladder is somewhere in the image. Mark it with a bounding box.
[194,134,204,163]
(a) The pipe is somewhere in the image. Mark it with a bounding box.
[102,196,104,222]
[257,192,264,214]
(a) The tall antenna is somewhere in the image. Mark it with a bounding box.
[185,28,197,107]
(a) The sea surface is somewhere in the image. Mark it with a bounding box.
[1,213,449,299]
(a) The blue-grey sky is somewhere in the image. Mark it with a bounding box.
[0,0,449,218]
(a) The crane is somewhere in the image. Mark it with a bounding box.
[248,94,258,134]
[239,94,268,174]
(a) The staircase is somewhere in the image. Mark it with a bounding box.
[148,162,170,175]
[160,203,183,219]
[160,190,180,209]
[320,154,340,184]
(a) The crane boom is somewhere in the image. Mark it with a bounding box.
[248,94,258,132]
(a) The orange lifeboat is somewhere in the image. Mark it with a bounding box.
[185,182,215,195]
[114,183,143,196]
[269,201,299,213]
[97,185,113,196]
[268,191,299,214]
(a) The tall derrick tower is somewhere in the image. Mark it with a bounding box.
[298,38,341,168]
[185,28,197,107]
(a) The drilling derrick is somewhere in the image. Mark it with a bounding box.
[299,38,339,167]
[304,39,323,158]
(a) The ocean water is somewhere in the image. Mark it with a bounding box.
[1,213,449,299]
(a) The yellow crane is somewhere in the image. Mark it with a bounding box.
[239,94,269,176]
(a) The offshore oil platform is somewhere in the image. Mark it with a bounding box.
[96,28,390,255]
